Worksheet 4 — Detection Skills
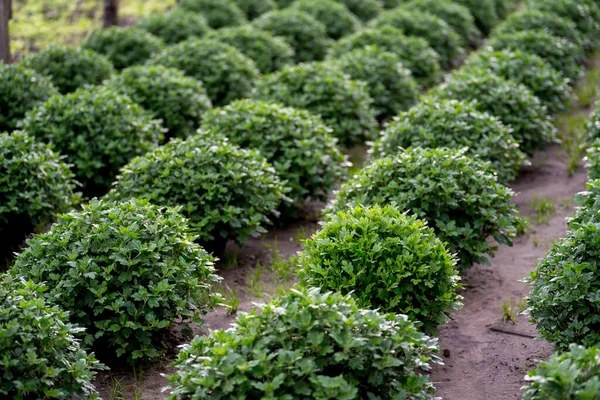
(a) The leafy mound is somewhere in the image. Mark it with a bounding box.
[337,0,383,21]
[231,0,277,20]
[167,288,442,399]
[370,8,464,69]
[179,0,247,29]
[431,68,556,156]
[21,44,114,94]
[252,9,331,63]
[327,147,520,271]
[371,99,526,182]
[291,0,361,40]
[149,39,259,107]
[454,0,498,35]
[20,86,161,196]
[201,100,347,213]
[487,29,584,82]
[106,64,212,141]
[108,135,288,252]
[136,8,212,44]
[253,62,378,147]
[330,26,442,88]
[300,204,462,335]
[82,27,163,70]
[205,26,294,74]
[0,276,104,399]
[11,198,221,363]
[333,46,419,121]
[463,50,572,114]
[0,63,58,132]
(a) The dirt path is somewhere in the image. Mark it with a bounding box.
[431,144,587,399]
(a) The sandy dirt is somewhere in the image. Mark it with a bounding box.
[431,144,588,400]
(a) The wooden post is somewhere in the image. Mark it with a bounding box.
[0,0,11,64]
[103,0,118,28]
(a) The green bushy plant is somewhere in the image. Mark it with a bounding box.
[21,44,114,94]
[431,68,556,156]
[201,100,347,212]
[403,0,481,47]
[586,142,600,180]
[337,0,383,21]
[300,204,461,334]
[20,86,161,196]
[454,0,498,35]
[495,9,583,48]
[149,39,259,107]
[526,0,600,51]
[252,9,331,62]
[291,0,361,40]
[370,9,464,69]
[108,135,288,252]
[381,0,400,8]
[522,344,600,400]
[136,8,212,44]
[333,46,419,121]
[179,0,247,29]
[82,27,163,70]
[463,50,572,114]
[588,101,600,142]
[327,147,520,270]
[371,99,526,182]
[330,27,442,88]
[0,276,104,399]
[231,0,277,20]
[526,181,600,349]
[11,198,221,363]
[0,64,58,132]
[495,0,513,19]
[167,287,442,399]
[487,30,584,82]
[253,62,378,147]
[0,132,78,250]
[106,65,212,141]
[205,26,294,74]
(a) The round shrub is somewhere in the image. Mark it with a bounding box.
[149,39,259,107]
[336,0,384,22]
[271,0,296,7]
[205,26,294,74]
[370,9,464,69]
[526,183,600,349]
[0,276,103,399]
[82,27,163,70]
[201,100,347,212]
[179,0,247,29]
[21,44,114,94]
[11,198,221,363]
[330,26,442,88]
[495,0,513,20]
[371,99,526,182]
[108,135,288,252]
[403,0,481,47]
[231,0,277,20]
[291,0,361,40]
[327,147,520,271]
[136,8,212,44]
[0,132,78,251]
[454,0,498,35]
[333,46,419,121]
[522,344,600,400]
[495,9,584,48]
[527,0,600,51]
[463,50,572,114]
[381,0,401,8]
[300,204,461,335]
[167,287,442,399]
[0,64,58,132]
[487,30,584,82]
[20,86,161,196]
[253,62,378,147]
[106,65,212,141]
[252,9,331,63]
[431,68,556,156]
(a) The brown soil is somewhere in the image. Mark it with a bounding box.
[431,143,587,400]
